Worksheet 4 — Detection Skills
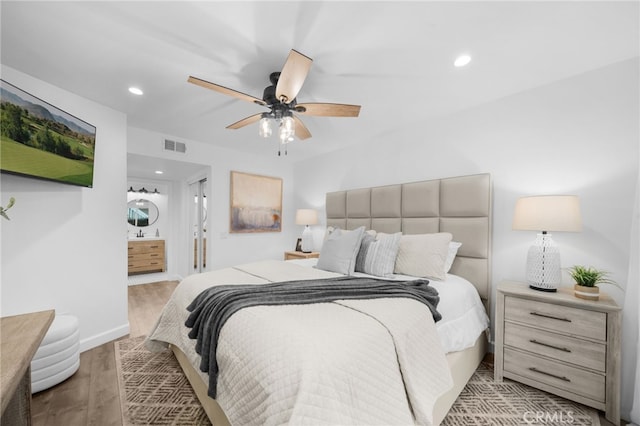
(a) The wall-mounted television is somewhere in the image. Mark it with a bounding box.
[1,79,97,188]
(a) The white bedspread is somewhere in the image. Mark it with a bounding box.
[292,258,490,353]
[147,260,454,426]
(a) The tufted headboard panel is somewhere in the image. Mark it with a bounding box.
[325,173,492,302]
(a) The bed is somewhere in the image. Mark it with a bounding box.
[147,173,492,425]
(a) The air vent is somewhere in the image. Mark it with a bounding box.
[163,139,186,154]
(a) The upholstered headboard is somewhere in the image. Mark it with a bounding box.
[325,173,492,303]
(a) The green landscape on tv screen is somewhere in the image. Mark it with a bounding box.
[0,79,97,188]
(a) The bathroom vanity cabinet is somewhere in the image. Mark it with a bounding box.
[127,239,165,275]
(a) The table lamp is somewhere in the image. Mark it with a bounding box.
[512,195,582,291]
[295,209,318,253]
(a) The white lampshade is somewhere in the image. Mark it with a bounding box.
[512,195,582,292]
[295,209,318,253]
[512,195,582,232]
[295,209,318,226]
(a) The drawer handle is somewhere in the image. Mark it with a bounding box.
[529,339,571,353]
[530,311,572,322]
[529,367,571,382]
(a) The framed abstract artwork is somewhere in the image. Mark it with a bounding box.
[230,171,282,233]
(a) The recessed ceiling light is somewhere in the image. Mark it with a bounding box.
[454,54,471,68]
[128,87,144,95]
[154,170,163,174]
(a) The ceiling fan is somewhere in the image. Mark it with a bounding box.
[188,49,361,153]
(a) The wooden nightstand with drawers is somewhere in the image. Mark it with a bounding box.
[494,280,621,425]
[284,251,320,260]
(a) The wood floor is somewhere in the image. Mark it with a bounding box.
[30,279,622,426]
[31,280,178,426]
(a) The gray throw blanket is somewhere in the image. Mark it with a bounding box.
[185,276,441,398]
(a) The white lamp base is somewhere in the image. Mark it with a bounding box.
[301,225,313,253]
[526,233,561,292]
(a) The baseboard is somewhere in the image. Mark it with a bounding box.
[79,323,129,352]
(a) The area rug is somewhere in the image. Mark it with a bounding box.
[115,336,210,425]
[115,336,601,425]
[440,362,600,426]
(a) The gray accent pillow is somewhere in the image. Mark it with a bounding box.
[317,226,366,275]
[358,232,402,277]
[355,233,376,273]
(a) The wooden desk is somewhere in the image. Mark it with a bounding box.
[1,310,55,425]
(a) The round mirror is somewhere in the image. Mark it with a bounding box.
[127,199,159,227]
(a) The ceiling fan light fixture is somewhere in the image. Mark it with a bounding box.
[259,116,273,138]
[279,116,295,142]
[188,49,361,149]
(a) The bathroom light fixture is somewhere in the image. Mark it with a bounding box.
[155,170,163,175]
[512,195,582,291]
[127,186,160,194]
[128,87,143,95]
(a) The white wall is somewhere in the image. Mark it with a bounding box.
[0,65,129,351]
[292,58,639,418]
[127,127,298,271]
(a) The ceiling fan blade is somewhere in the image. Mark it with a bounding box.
[276,50,312,104]
[188,76,266,106]
[226,113,263,130]
[295,103,361,117]
[293,115,312,140]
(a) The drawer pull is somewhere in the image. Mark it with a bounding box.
[530,311,572,322]
[529,339,571,353]
[529,367,571,382]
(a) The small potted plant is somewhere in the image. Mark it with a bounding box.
[568,265,616,301]
[0,197,15,220]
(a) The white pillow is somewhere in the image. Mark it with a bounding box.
[317,226,366,275]
[445,241,462,273]
[357,232,402,277]
[324,226,375,241]
[394,233,453,280]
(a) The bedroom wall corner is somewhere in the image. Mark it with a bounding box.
[0,65,129,351]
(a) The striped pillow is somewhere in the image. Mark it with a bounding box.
[355,233,376,272]
[356,232,402,277]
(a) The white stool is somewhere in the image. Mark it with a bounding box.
[31,314,80,393]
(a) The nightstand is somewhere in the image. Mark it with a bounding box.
[495,280,621,425]
[284,251,320,260]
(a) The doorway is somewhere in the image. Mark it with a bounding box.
[127,153,211,282]
[190,178,208,274]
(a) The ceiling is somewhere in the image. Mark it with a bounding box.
[1,1,638,169]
